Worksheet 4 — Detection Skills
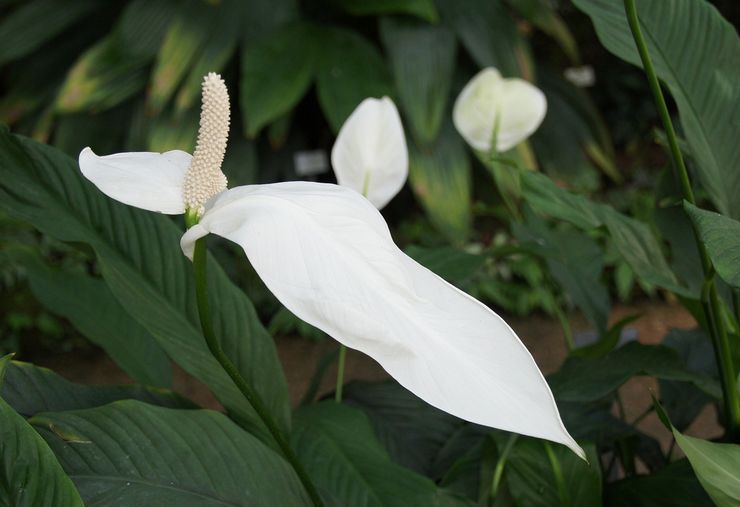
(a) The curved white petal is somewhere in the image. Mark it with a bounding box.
[453,67,547,153]
[79,147,190,214]
[181,182,583,458]
[331,97,408,209]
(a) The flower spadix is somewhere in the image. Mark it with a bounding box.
[331,97,407,209]
[453,67,547,153]
[78,74,583,459]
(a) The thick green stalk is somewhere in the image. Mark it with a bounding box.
[334,345,347,402]
[624,0,740,440]
[490,434,518,502]
[186,224,325,507]
[544,442,570,507]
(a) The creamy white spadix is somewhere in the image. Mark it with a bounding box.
[78,73,584,459]
[453,67,547,153]
[331,97,408,209]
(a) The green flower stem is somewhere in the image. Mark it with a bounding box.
[335,345,347,403]
[624,0,740,441]
[490,434,518,501]
[544,441,570,507]
[185,219,324,507]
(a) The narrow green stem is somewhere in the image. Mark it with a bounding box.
[624,0,740,441]
[544,442,570,507]
[490,434,518,502]
[553,302,574,352]
[335,345,347,402]
[189,233,325,507]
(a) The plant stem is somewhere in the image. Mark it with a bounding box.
[189,234,325,507]
[624,0,740,441]
[544,442,570,507]
[490,434,518,502]
[335,345,347,402]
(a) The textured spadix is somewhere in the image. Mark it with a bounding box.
[453,67,547,153]
[331,97,408,209]
[181,182,584,459]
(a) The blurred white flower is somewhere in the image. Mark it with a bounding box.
[78,73,583,459]
[453,67,547,153]
[564,65,596,88]
[331,97,408,209]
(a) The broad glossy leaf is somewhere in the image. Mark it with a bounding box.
[380,17,456,145]
[2,361,194,417]
[316,28,394,133]
[408,122,472,243]
[238,0,298,46]
[0,356,84,506]
[114,0,178,60]
[404,245,484,286]
[21,256,171,387]
[437,0,532,78]
[33,401,310,506]
[0,0,98,66]
[505,439,601,507]
[684,203,740,289]
[573,0,740,218]
[605,459,712,507]
[673,430,740,506]
[293,401,440,506]
[0,128,290,443]
[549,341,718,402]
[240,22,321,137]
[333,0,438,22]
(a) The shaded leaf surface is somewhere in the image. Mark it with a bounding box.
[685,203,740,289]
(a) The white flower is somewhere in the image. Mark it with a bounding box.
[453,67,547,153]
[331,97,408,209]
[78,73,583,459]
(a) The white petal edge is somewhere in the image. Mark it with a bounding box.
[181,182,584,459]
[331,97,408,209]
[494,79,547,152]
[79,147,191,214]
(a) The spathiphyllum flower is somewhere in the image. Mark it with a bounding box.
[331,97,408,209]
[79,73,584,459]
[453,67,547,153]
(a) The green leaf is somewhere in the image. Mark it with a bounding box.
[673,429,740,506]
[332,0,439,22]
[113,0,178,60]
[380,17,456,145]
[505,438,601,507]
[684,203,740,289]
[19,255,172,387]
[240,22,321,137]
[549,341,718,402]
[316,28,394,133]
[521,171,686,295]
[436,0,532,78]
[408,122,472,243]
[33,400,310,506]
[0,0,98,66]
[293,401,441,506]
[605,459,713,507]
[238,0,298,46]
[1,360,194,417]
[506,0,579,63]
[0,356,84,506]
[573,0,740,218]
[146,104,199,152]
[404,245,484,286]
[0,127,290,444]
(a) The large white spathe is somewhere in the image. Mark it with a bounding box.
[180,182,584,459]
[453,67,547,153]
[331,97,408,209]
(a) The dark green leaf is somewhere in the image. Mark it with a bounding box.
[506,0,579,63]
[2,361,194,417]
[684,203,740,289]
[0,128,290,444]
[404,245,484,285]
[0,356,84,506]
[33,401,310,506]
[293,401,441,506]
[113,0,178,60]
[380,17,456,145]
[408,122,472,243]
[333,0,439,22]
[573,0,740,218]
[240,22,321,137]
[316,28,394,133]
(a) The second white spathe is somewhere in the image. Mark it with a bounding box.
[453,67,547,153]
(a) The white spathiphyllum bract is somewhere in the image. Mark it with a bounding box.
[453,67,547,153]
[331,97,408,209]
[78,73,584,460]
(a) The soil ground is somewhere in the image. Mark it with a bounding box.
[36,300,720,460]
